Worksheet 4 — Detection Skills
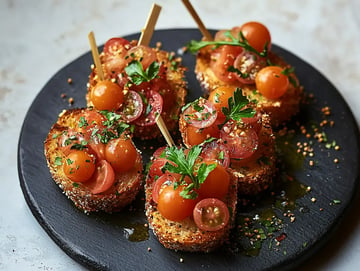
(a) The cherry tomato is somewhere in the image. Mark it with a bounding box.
[88,142,106,161]
[134,90,163,126]
[148,157,171,180]
[233,50,267,84]
[121,90,144,123]
[220,120,259,159]
[198,161,230,199]
[255,66,289,99]
[185,124,220,147]
[241,110,263,134]
[126,45,157,71]
[90,80,125,111]
[201,141,230,168]
[151,78,175,113]
[152,146,167,159]
[238,22,271,53]
[210,45,243,83]
[58,130,87,156]
[151,173,178,204]
[63,150,96,182]
[85,160,116,194]
[182,98,217,129]
[193,198,230,232]
[103,37,130,55]
[157,184,197,221]
[208,86,236,124]
[105,137,138,173]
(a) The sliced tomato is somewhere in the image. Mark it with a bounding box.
[157,184,197,221]
[151,173,179,204]
[182,98,217,129]
[201,141,230,168]
[134,90,163,127]
[152,146,167,159]
[193,198,230,231]
[85,160,115,194]
[148,157,170,180]
[126,45,157,71]
[233,50,267,84]
[121,90,144,123]
[88,142,106,161]
[103,37,130,55]
[220,120,259,159]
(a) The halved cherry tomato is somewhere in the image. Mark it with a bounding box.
[220,120,259,159]
[78,110,106,130]
[90,80,125,111]
[184,124,220,147]
[63,150,96,182]
[238,22,271,53]
[152,79,175,113]
[182,98,217,129]
[105,137,138,172]
[210,45,243,83]
[201,141,230,168]
[126,45,157,71]
[255,66,289,99]
[233,50,267,84]
[157,184,197,221]
[88,142,106,161]
[193,198,230,232]
[152,146,167,159]
[103,37,130,55]
[121,90,143,123]
[85,160,115,194]
[198,161,230,199]
[151,173,178,204]
[58,130,87,156]
[148,157,171,180]
[208,86,236,124]
[134,90,163,126]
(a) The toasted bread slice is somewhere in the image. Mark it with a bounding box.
[195,50,303,126]
[87,43,187,140]
[44,108,143,213]
[145,170,238,252]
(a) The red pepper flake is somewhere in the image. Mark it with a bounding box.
[61,93,66,99]
[276,233,287,242]
[68,97,74,105]
[67,78,73,84]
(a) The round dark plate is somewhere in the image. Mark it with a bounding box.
[18,29,360,271]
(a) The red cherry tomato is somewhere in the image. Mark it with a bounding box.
[152,146,167,159]
[151,173,179,204]
[233,50,267,84]
[103,37,130,55]
[88,142,106,161]
[182,98,217,129]
[90,80,125,111]
[148,157,171,180]
[75,110,106,131]
[63,150,96,182]
[208,86,236,124]
[105,137,138,173]
[198,161,230,199]
[241,110,263,134]
[157,184,197,222]
[255,66,289,99]
[126,45,157,71]
[184,124,220,147]
[134,90,163,127]
[210,45,243,83]
[238,22,271,53]
[121,90,144,123]
[58,129,86,155]
[85,160,115,194]
[193,198,230,232]
[220,120,259,159]
[201,141,230,168]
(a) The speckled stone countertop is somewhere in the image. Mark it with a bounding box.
[1,0,360,270]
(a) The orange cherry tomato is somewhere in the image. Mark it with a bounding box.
[198,161,230,199]
[193,198,230,231]
[157,184,197,222]
[238,21,271,53]
[208,86,236,123]
[255,66,289,99]
[85,160,115,194]
[151,173,179,204]
[105,137,138,173]
[185,124,220,147]
[63,150,96,182]
[90,80,124,111]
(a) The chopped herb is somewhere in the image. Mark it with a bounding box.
[72,182,79,188]
[54,157,62,166]
[78,116,89,128]
[228,66,250,79]
[332,199,341,205]
[66,158,74,165]
[281,67,298,87]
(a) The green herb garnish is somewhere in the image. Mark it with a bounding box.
[125,60,160,85]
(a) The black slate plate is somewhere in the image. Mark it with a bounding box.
[18,29,360,271]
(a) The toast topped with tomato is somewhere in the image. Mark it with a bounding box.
[44,108,143,213]
[187,22,303,126]
[179,87,276,195]
[145,145,238,252]
[87,37,188,140]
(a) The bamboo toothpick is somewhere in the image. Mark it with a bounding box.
[88,31,104,81]
[138,3,162,46]
[156,113,175,147]
[181,0,213,41]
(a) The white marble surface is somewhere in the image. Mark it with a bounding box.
[1,0,360,270]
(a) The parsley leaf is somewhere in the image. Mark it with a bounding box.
[125,60,160,85]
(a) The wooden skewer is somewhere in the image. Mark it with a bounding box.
[138,3,162,46]
[88,31,105,81]
[156,113,175,147]
[181,0,213,41]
